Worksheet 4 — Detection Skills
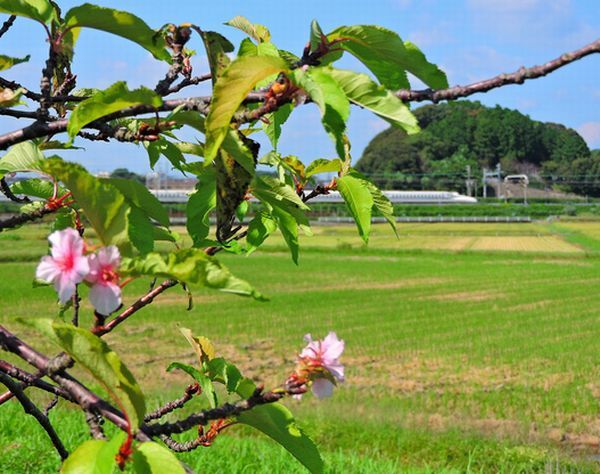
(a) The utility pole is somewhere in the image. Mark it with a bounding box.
[466,165,473,196]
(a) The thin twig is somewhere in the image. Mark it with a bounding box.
[159,434,204,452]
[72,286,80,326]
[93,280,177,337]
[44,394,59,416]
[0,205,55,231]
[146,387,283,436]
[0,360,73,403]
[0,177,30,203]
[0,15,16,39]
[396,37,600,103]
[0,371,69,460]
[144,383,199,422]
[166,73,212,95]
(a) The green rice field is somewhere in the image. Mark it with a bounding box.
[1,220,599,473]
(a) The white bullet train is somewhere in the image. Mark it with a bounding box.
[150,189,477,204]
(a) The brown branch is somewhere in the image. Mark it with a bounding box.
[38,44,56,115]
[0,205,55,230]
[396,37,600,103]
[166,73,212,95]
[159,434,204,452]
[93,279,177,337]
[0,177,30,203]
[146,386,283,436]
[0,371,69,460]
[0,360,73,403]
[0,109,42,120]
[85,410,106,440]
[144,383,199,422]
[0,15,16,39]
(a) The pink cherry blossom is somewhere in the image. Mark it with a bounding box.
[86,246,122,316]
[299,331,345,398]
[36,228,90,304]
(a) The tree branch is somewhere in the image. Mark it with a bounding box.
[0,15,16,39]
[93,279,177,337]
[0,359,73,403]
[146,387,283,436]
[144,383,199,422]
[0,205,55,231]
[0,370,69,460]
[396,37,600,103]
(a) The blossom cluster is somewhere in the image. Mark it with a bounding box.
[294,331,345,399]
[36,228,122,316]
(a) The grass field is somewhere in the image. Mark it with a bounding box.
[1,221,600,473]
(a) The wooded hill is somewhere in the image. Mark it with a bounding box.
[356,101,600,196]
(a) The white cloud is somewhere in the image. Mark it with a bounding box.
[577,122,600,148]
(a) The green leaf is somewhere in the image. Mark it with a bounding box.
[41,158,130,251]
[225,15,271,43]
[149,139,185,171]
[61,433,125,474]
[167,362,217,408]
[238,38,281,59]
[105,178,170,227]
[0,141,45,179]
[128,206,154,254]
[0,54,30,71]
[187,167,216,247]
[132,441,186,474]
[309,19,325,53]
[327,25,448,90]
[180,327,215,365]
[252,176,311,264]
[60,440,108,474]
[204,55,288,163]
[291,68,349,158]
[67,82,162,141]
[235,200,249,222]
[352,169,397,236]
[173,141,204,156]
[0,0,56,24]
[246,211,277,254]
[402,41,448,90]
[52,207,76,232]
[253,176,309,210]
[168,110,205,134]
[262,103,293,149]
[305,158,342,178]
[32,319,145,430]
[0,86,24,107]
[64,4,170,61]
[238,403,323,474]
[221,129,257,175]
[153,226,179,243]
[329,68,419,134]
[205,357,242,393]
[336,170,374,243]
[120,249,267,301]
[200,30,233,84]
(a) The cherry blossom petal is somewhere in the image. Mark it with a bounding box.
[55,272,77,303]
[36,256,61,282]
[311,378,334,398]
[89,282,121,316]
[97,245,120,267]
[322,332,344,360]
[324,361,344,382]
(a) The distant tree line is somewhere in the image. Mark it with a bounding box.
[356,101,600,196]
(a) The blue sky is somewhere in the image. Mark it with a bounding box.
[1,0,599,173]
